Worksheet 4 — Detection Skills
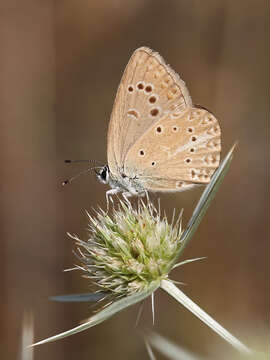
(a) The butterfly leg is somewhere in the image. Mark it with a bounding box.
[144,190,149,202]
[106,188,121,208]
[122,191,132,206]
[136,190,149,200]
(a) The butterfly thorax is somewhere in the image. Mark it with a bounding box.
[96,165,145,196]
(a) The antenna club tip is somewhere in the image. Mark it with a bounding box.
[64,160,71,163]
[62,180,69,186]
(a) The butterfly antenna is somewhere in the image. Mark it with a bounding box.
[64,159,103,165]
[62,167,96,186]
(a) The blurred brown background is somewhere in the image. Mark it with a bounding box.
[1,1,270,359]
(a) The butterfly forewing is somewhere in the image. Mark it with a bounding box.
[124,107,221,191]
[107,47,192,176]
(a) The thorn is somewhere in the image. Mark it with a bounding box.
[151,292,155,326]
[135,301,144,328]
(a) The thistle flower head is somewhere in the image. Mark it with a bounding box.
[72,200,182,297]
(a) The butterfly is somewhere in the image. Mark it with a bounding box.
[96,47,221,201]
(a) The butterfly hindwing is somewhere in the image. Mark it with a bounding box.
[124,107,221,191]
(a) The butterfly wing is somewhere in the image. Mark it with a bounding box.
[123,107,221,192]
[107,47,192,176]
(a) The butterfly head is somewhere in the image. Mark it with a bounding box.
[96,165,110,184]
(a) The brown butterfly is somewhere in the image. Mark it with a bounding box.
[95,47,221,201]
